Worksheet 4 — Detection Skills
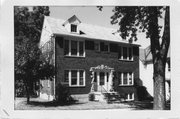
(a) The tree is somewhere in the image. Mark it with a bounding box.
[14,6,52,103]
[99,6,170,109]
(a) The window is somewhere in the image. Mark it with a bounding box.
[124,93,134,101]
[64,40,85,57]
[71,24,77,32]
[118,46,133,61]
[95,42,100,51]
[100,42,109,52]
[119,72,134,86]
[65,70,85,87]
[71,70,78,86]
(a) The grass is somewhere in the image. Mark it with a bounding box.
[14,95,170,110]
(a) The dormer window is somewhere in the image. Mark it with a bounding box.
[71,24,77,32]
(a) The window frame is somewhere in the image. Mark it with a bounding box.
[118,45,134,61]
[71,24,77,33]
[64,39,85,57]
[64,69,86,87]
[124,93,134,101]
[119,72,134,86]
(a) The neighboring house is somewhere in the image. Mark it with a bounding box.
[139,46,171,101]
[39,15,142,101]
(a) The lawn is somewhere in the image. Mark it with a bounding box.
[14,94,170,110]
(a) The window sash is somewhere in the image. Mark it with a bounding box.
[64,40,85,57]
[118,46,133,61]
[66,70,85,87]
[71,24,77,32]
[119,72,134,86]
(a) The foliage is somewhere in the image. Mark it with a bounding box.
[88,92,95,101]
[99,6,170,109]
[56,84,75,105]
[14,6,51,103]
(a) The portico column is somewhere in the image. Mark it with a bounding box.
[109,70,113,91]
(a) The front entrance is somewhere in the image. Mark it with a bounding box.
[90,65,114,93]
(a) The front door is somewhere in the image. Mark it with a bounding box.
[98,72,108,92]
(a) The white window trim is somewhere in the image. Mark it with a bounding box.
[118,46,133,61]
[119,72,134,86]
[125,93,134,101]
[64,39,85,57]
[67,70,86,87]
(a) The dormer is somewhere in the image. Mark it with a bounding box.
[62,15,81,34]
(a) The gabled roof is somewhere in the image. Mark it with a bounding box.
[44,15,140,46]
[62,15,81,26]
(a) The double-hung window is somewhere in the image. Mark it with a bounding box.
[64,39,85,57]
[64,70,85,87]
[118,46,133,61]
[119,72,134,86]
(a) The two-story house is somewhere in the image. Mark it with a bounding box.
[39,15,141,101]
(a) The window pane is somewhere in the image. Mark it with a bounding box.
[64,40,69,55]
[79,41,84,56]
[71,70,77,85]
[71,78,77,85]
[129,72,132,85]
[71,24,77,32]
[118,46,122,59]
[129,47,132,60]
[123,47,127,59]
[64,70,69,82]
[71,70,77,77]
[71,41,77,55]
[79,70,84,85]
[123,73,128,84]
[129,93,133,99]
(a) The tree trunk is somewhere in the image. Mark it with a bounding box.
[153,57,166,110]
[25,73,31,104]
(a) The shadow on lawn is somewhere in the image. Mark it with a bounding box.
[28,100,86,107]
[126,101,170,110]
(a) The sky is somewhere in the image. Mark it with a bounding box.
[49,6,119,29]
[48,6,158,48]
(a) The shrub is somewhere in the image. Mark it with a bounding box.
[88,93,95,101]
[56,84,75,105]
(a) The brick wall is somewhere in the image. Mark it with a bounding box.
[55,36,140,100]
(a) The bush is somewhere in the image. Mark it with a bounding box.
[15,79,26,97]
[88,93,95,101]
[56,84,75,105]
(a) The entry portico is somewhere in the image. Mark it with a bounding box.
[90,65,114,93]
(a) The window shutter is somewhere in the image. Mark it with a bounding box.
[110,43,118,52]
[55,37,63,48]
[85,40,94,50]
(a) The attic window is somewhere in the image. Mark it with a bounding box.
[71,24,77,32]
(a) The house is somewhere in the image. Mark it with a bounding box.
[39,15,141,101]
[139,46,171,101]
